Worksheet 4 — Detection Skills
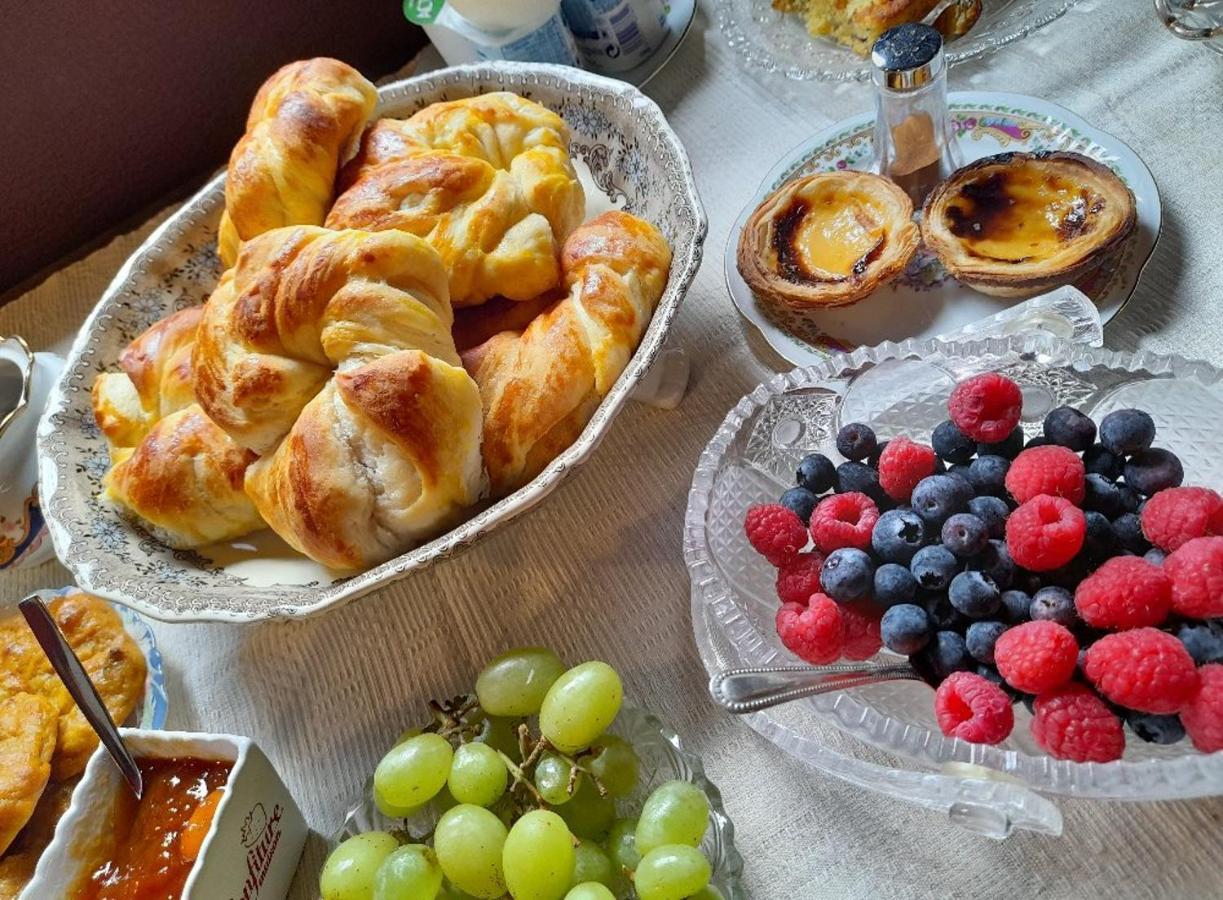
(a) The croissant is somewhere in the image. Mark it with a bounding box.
[462,211,672,497]
[217,58,377,266]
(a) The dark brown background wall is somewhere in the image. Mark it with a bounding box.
[0,1,427,297]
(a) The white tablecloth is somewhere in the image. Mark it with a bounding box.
[3,1,1223,895]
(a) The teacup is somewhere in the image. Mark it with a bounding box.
[0,335,64,569]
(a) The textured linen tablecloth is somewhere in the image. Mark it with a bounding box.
[3,1,1223,896]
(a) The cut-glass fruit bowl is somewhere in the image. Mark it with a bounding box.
[685,332,1223,838]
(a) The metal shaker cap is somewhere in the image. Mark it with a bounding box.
[871,23,945,90]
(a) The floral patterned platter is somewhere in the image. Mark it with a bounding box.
[37,62,706,623]
[724,91,1161,368]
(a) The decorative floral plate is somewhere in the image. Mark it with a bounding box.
[724,91,1161,368]
[37,62,706,623]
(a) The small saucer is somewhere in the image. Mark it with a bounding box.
[621,0,698,87]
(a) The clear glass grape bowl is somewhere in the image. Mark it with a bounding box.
[685,334,1223,838]
[332,704,745,897]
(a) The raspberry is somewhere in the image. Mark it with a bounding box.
[1083,628,1199,714]
[1141,486,1223,552]
[1031,683,1125,762]
[840,601,882,660]
[1074,556,1172,629]
[776,596,843,664]
[1164,536,1223,619]
[1181,664,1223,752]
[877,437,937,502]
[1005,494,1086,572]
[994,620,1078,694]
[935,671,1015,744]
[1004,445,1086,505]
[809,492,879,554]
[745,504,808,567]
[947,372,1023,443]
[775,551,825,605]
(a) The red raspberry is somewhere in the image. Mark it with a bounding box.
[840,601,882,661]
[994,620,1078,694]
[808,492,879,554]
[776,596,843,664]
[1141,486,1223,552]
[1083,628,1199,714]
[1164,536,1223,619]
[1181,664,1223,753]
[1004,445,1086,505]
[745,504,808,567]
[1074,556,1172,629]
[775,551,826,605]
[935,671,1015,744]
[877,437,937,502]
[947,372,1023,443]
[1030,683,1125,763]
[1004,494,1086,572]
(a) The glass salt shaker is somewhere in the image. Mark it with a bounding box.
[870,23,962,207]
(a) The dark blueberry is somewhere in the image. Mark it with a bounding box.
[1177,621,1223,665]
[1083,444,1124,480]
[1124,710,1186,745]
[966,540,1015,590]
[1113,512,1150,554]
[967,496,1009,539]
[1124,448,1184,496]
[941,513,990,558]
[1099,408,1156,456]
[975,664,1021,701]
[1144,547,1167,566]
[967,455,1010,497]
[1030,586,1077,627]
[1077,646,1089,677]
[1082,511,1117,560]
[911,475,971,526]
[1117,483,1142,513]
[910,545,959,591]
[836,422,877,461]
[914,630,973,682]
[932,457,947,474]
[868,439,888,468]
[880,603,932,654]
[949,570,1001,618]
[779,487,818,524]
[875,563,919,608]
[871,509,927,564]
[1024,435,1053,449]
[977,427,1024,460]
[1042,406,1096,452]
[1083,474,1126,518]
[965,620,1008,664]
[924,592,968,631]
[1000,589,1032,624]
[1021,693,1037,715]
[796,453,836,494]
[946,465,974,491]
[836,461,887,504]
[1042,553,1093,589]
[820,548,875,603]
[931,419,976,464]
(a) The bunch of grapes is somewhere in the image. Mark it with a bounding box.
[320,648,721,900]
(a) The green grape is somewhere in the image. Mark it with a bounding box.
[555,777,614,840]
[374,733,453,811]
[564,885,616,900]
[502,810,576,900]
[534,753,577,806]
[688,887,725,900]
[431,785,459,817]
[395,726,423,745]
[588,735,638,797]
[635,781,709,856]
[436,883,480,900]
[633,845,711,900]
[475,712,524,758]
[570,839,614,888]
[539,661,623,754]
[606,818,640,874]
[433,804,508,899]
[320,832,400,900]
[447,742,508,807]
[476,647,567,717]
[375,791,420,820]
[373,844,443,900]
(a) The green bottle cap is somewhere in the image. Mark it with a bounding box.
[403,0,445,25]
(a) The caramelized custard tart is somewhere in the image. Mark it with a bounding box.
[737,171,920,309]
[921,151,1138,298]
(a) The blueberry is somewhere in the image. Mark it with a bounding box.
[875,563,918,607]
[836,422,877,462]
[910,545,959,591]
[779,487,818,523]
[1083,474,1126,518]
[967,496,1009,539]
[1024,435,1053,449]
[1177,621,1223,665]
[1083,443,1124,480]
[1113,512,1150,554]
[976,664,1020,701]
[1124,710,1186,745]
[941,513,989,558]
[924,592,967,630]
[911,475,971,526]
[1030,586,1077,627]
[1099,408,1156,456]
[966,540,1015,590]
[796,453,836,494]
[871,509,927,564]
[1042,553,1093,590]
[1081,511,1117,560]
[967,455,1010,497]
[932,457,947,474]
[977,427,1024,460]
[836,461,887,504]
[949,570,1001,618]
[1039,405,1094,452]
[868,439,888,468]
[966,620,1008,664]
[931,419,975,464]
[1000,589,1032,624]
[1021,693,1037,715]
[1124,448,1184,496]
[1117,483,1141,513]
[820,548,875,603]
[1144,547,1167,566]
[914,630,973,682]
[880,603,932,654]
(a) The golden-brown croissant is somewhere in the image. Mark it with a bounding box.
[217,58,376,266]
[462,211,671,497]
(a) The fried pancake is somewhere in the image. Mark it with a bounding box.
[0,694,56,856]
[0,776,77,898]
